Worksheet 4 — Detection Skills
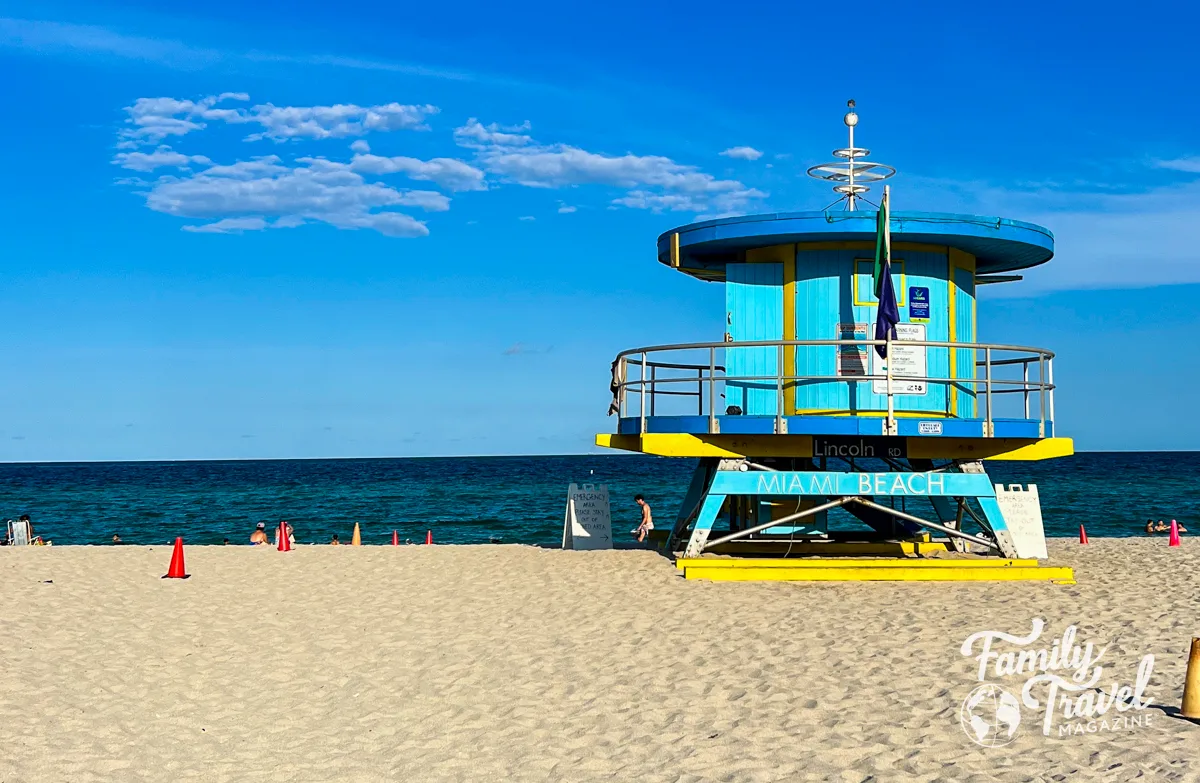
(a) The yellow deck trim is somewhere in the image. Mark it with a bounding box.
[677,557,1042,568]
[676,558,1074,583]
[680,566,1075,583]
[595,433,1074,461]
[705,540,948,556]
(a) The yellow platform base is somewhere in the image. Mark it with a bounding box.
[703,540,949,556]
[676,557,1075,583]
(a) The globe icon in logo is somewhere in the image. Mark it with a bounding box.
[960,684,1021,747]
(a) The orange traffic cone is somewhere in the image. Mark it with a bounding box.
[277,521,292,552]
[425,529,432,545]
[1079,525,1088,544]
[1170,520,1181,547]
[392,530,399,546]
[163,537,189,579]
[351,522,362,546]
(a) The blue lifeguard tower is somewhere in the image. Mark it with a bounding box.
[597,102,1074,582]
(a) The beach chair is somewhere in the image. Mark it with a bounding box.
[6,519,32,546]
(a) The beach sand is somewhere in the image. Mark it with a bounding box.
[2,538,1198,782]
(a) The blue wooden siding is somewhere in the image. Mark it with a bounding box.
[793,247,955,415]
[726,263,783,415]
[952,262,977,417]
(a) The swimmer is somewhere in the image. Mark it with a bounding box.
[1145,520,1156,535]
[250,522,270,545]
[331,534,340,546]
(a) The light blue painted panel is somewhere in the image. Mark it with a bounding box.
[794,249,954,415]
[953,265,977,418]
[794,249,849,412]
[726,263,782,415]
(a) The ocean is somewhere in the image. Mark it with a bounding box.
[0,453,1195,546]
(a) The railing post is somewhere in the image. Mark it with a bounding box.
[885,335,895,435]
[775,343,785,434]
[639,351,647,434]
[650,364,656,417]
[1040,353,1048,437]
[984,346,993,438]
[619,357,627,417]
[1047,356,1055,431]
[697,368,703,416]
[708,347,717,434]
[1023,360,1030,419]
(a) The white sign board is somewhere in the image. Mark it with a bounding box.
[562,483,613,550]
[872,322,928,395]
[993,484,1049,560]
[836,322,869,377]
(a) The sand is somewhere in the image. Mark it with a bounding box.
[1,538,1198,782]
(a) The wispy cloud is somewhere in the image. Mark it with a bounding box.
[901,167,1200,294]
[1154,157,1200,174]
[720,146,763,161]
[0,17,549,89]
[503,343,552,356]
[117,93,438,145]
[456,118,766,215]
[131,155,443,238]
[0,17,221,69]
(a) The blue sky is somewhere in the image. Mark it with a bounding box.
[1,0,1199,460]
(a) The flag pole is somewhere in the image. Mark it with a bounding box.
[884,185,895,435]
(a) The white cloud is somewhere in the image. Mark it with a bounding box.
[557,204,577,214]
[182,217,268,233]
[118,93,438,146]
[119,93,249,144]
[241,102,438,141]
[901,168,1200,293]
[453,118,532,149]
[720,146,763,161]
[518,215,536,221]
[113,145,212,172]
[135,155,438,238]
[456,119,767,215]
[350,140,370,153]
[349,153,486,191]
[1154,157,1200,174]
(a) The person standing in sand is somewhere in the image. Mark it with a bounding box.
[632,495,653,543]
[250,522,270,545]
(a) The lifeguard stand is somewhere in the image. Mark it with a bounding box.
[596,102,1075,582]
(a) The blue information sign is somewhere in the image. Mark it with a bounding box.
[909,286,930,321]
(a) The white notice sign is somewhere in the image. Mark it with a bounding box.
[993,484,1049,560]
[872,322,928,395]
[562,483,613,550]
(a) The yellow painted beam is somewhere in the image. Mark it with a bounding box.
[907,437,1074,461]
[680,564,1075,583]
[704,541,948,556]
[677,557,1044,568]
[595,433,1074,461]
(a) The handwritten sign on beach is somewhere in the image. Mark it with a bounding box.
[994,484,1048,559]
[562,483,612,550]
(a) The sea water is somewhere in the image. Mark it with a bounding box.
[0,453,1195,546]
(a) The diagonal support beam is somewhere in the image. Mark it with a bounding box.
[850,497,1001,553]
[702,497,853,551]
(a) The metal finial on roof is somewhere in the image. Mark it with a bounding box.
[807,100,895,211]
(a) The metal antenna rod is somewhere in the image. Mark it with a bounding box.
[807,99,895,211]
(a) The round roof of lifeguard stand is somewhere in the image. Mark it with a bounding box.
[657,100,1054,278]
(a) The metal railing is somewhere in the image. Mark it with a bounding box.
[610,338,1055,438]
